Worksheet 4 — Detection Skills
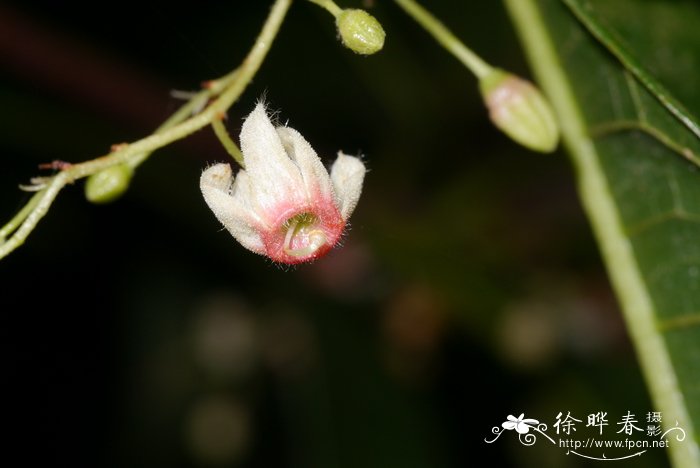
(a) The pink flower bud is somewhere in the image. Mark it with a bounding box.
[480,69,559,153]
[200,104,366,265]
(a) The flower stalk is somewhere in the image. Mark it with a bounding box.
[394,0,560,153]
[211,119,245,168]
[393,0,492,79]
[307,0,342,16]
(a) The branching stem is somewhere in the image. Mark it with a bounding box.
[0,0,292,260]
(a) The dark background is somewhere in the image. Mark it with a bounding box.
[0,1,665,467]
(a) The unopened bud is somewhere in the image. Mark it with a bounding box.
[479,69,559,153]
[336,9,385,55]
[85,164,133,204]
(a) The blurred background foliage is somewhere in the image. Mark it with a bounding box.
[0,1,667,467]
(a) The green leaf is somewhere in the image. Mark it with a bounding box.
[504,0,700,466]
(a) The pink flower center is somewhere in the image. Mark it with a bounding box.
[261,206,345,265]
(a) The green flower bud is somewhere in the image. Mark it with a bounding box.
[336,9,385,55]
[479,69,559,153]
[85,164,133,204]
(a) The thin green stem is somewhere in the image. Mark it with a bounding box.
[127,89,210,169]
[504,1,698,467]
[128,70,240,169]
[0,173,68,257]
[0,0,292,261]
[307,0,342,17]
[393,0,492,79]
[211,119,245,168]
[0,191,43,241]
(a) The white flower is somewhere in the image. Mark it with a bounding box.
[200,103,366,264]
[502,414,539,434]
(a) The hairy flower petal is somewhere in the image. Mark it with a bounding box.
[200,163,265,253]
[276,126,334,203]
[239,104,306,221]
[330,152,366,220]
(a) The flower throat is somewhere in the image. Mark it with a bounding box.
[283,212,327,258]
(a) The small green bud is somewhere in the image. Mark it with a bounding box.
[479,69,559,153]
[336,9,385,55]
[85,164,133,204]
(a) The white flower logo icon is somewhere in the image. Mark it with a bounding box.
[502,413,539,434]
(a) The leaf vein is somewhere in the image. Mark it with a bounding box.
[589,120,700,167]
[657,312,700,332]
[626,71,647,124]
[604,65,626,119]
[666,169,685,215]
[644,256,700,290]
[626,210,700,237]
